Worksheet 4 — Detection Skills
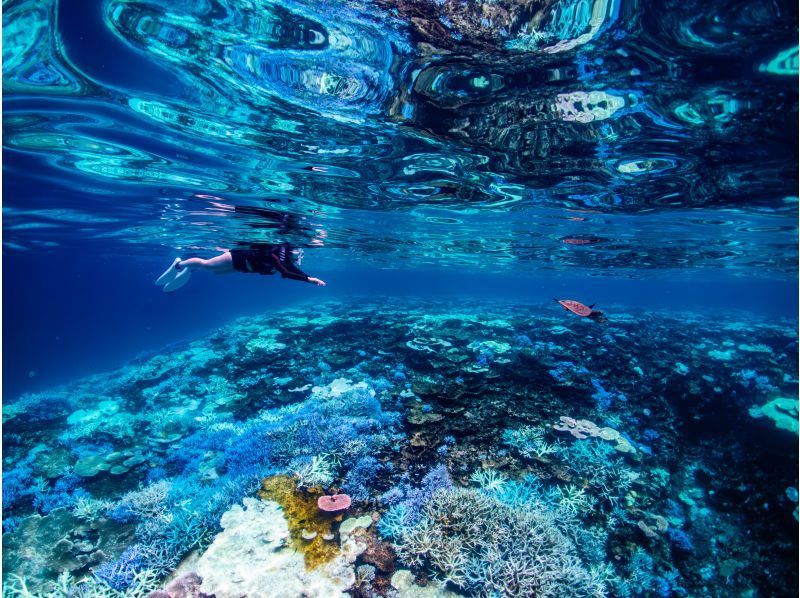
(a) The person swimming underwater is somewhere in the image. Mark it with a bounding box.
[155,243,326,292]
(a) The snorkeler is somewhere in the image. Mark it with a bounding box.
[155,243,326,292]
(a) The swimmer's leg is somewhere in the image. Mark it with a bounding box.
[178,252,234,275]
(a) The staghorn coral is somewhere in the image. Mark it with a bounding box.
[378,464,454,533]
[468,467,508,492]
[502,425,561,459]
[377,503,412,541]
[3,568,161,598]
[114,480,173,522]
[355,563,376,587]
[342,456,383,501]
[293,454,336,489]
[394,487,606,596]
[554,437,639,506]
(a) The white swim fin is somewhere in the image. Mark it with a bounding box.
[156,258,181,286]
[163,267,191,292]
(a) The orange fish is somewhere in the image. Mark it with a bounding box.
[555,299,607,323]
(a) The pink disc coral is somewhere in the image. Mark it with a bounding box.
[317,494,352,513]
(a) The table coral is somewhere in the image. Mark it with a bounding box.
[749,397,799,434]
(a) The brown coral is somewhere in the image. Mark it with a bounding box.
[258,475,339,570]
[360,533,398,574]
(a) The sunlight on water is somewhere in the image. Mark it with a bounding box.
[3,0,797,274]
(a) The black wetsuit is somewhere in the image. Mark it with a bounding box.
[230,243,310,282]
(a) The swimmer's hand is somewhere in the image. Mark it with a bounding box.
[308,277,326,286]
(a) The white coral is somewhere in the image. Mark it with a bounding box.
[294,454,335,488]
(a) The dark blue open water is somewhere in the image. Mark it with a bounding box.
[2,0,798,596]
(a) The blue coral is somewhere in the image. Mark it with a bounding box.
[2,458,36,510]
[343,456,383,501]
[93,546,145,591]
[667,527,695,553]
[377,503,411,540]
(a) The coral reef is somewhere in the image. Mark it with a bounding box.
[391,486,605,596]
[2,299,797,596]
[749,397,799,434]
[2,508,135,588]
[187,497,352,597]
[258,475,339,570]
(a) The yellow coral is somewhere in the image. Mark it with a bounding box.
[258,475,339,570]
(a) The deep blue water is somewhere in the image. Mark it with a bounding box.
[4,249,798,400]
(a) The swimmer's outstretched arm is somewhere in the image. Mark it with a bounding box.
[269,251,326,286]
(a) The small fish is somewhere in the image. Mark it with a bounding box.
[555,299,607,323]
[561,237,603,245]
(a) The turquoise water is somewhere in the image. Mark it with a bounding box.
[2,0,798,596]
[4,0,798,272]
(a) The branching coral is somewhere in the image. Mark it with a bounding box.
[72,497,113,521]
[355,564,376,587]
[502,425,560,459]
[92,545,146,591]
[377,503,412,541]
[342,455,383,501]
[555,484,596,515]
[115,480,173,522]
[378,464,454,531]
[469,468,508,492]
[294,454,336,489]
[554,438,638,506]
[394,487,607,597]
